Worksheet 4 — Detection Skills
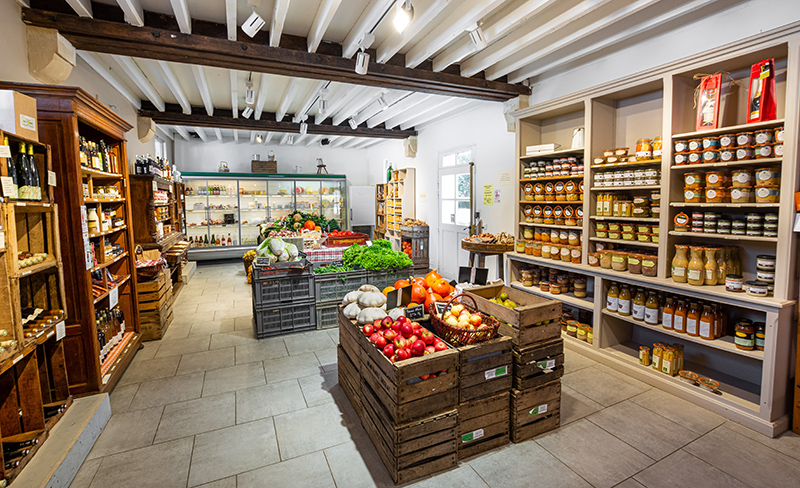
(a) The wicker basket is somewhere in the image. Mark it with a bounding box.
[134,246,166,282]
[428,293,500,346]
[243,254,255,283]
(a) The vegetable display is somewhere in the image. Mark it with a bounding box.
[313,264,354,274]
[342,240,412,270]
[255,237,300,263]
[262,211,340,235]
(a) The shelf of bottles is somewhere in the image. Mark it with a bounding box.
[183,175,348,250]
[2,136,43,204]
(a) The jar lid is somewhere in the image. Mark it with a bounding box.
[756,254,776,259]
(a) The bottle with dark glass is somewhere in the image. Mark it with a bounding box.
[4,136,18,200]
[16,142,30,200]
[79,137,89,167]
[28,143,40,201]
[3,438,39,452]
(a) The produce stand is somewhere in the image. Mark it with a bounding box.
[251,258,315,338]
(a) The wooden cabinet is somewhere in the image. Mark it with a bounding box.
[0,82,142,395]
[130,174,184,251]
[374,184,386,240]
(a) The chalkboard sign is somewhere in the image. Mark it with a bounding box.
[405,304,425,320]
[386,285,411,309]
[434,301,448,316]
[458,266,489,285]
[254,257,272,267]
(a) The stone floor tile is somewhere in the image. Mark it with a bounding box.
[561,384,603,425]
[412,465,489,488]
[172,303,200,315]
[108,384,139,415]
[298,370,340,407]
[237,451,336,488]
[188,418,280,486]
[723,420,800,461]
[177,347,236,375]
[193,477,237,488]
[587,400,698,460]
[89,437,193,488]
[315,348,338,372]
[69,457,101,488]
[234,316,254,331]
[86,406,163,460]
[326,328,339,343]
[628,389,725,435]
[210,330,258,349]
[564,347,597,374]
[197,300,236,313]
[283,330,337,355]
[116,356,180,386]
[132,341,160,362]
[263,352,323,383]
[161,323,192,341]
[235,338,288,364]
[562,366,649,407]
[683,425,800,488]
[178,293,215,305]
[236,380,308,424]
[613,479,646,488]
[536,419,654,488]
[128,372,205,411]
[324,440,398,488]
[202,361,266,397]
[155,335,211,358]
[189,320,237,337]
[273,402,354,460]
[633,449,748,488]
[469,438,590,488]
[154,392,236,443]
[214,308,253,320]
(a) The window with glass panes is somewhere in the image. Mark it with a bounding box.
[439,148,472,226]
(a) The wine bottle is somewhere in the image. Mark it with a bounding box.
[4,136,18,200]
[28,143,40,200]
[44,404,67,418]
[227,234,232,246]
[4,459,20,470]
[79,137,89,167]
[16,142,29,200]
[2,438,39,452]
[3,448,29,459]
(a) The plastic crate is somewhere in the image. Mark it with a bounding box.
[252,270,315,306]
[314,269,368,302]
[254,300,316,338]
[316,301,340,330]
[367,266,413,290]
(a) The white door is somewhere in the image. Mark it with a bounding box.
[438,148,474,281]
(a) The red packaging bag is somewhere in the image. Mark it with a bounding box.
[747,58,777,123]
[696,74,722,131]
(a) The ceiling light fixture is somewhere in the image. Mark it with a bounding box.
[241,7,266,38]
[318,99,329,116]
[242,106,254,118]
[393,1,414,33]
[378,95,389,111]
[255,133,263,143]
[348,117,358,130]
[354,32,375,75]
[300,122,308,135]
[468,24,487,51]
[245,75,255,105]
[287,135,294,145]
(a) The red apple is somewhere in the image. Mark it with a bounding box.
[395,316,407,324]
[420,374,431,380]
[362,324,374,336]
[383,344,395,357]
[478,324,490,330]
[369,333,381,344]
[373,319,382,329]
[383,329,397,341]
[401,323,414,339]
[411,321,421,328]
[434,340,447,352]
[411,322,422,333]
[408,334,418,344]
[421,330,435,345]
[391,321,402,332]
[469,314,482,326]
[395,337,409,350]
[381,316,393,329]
[395,348,410,361]
[389,355,396,363]
[374,335,387,348]
[410,340,425,357]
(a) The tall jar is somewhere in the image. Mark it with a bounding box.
[717,247,728,283]
[671,245,689,283]
[687,246,705,286]
[704,248,719,286]
[730,247,741,275]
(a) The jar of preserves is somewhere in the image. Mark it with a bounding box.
[674,153,689,165]
[568,231,580,246]
[653,137,663,157]
[516,239,527,253]
[720,148,736,162]
[755,143,774,159]
[702,149,720,163]
[730,186,753,203]
[641,255,658,277]
[639,346,651,366]
[628,253,642,274]
[684,187,703,203]
[588,252,600,267]
[571,246,582,263]
[674,140,689,153]
[734,319,755,350]
[674,212,690,232]
[524,183,535,200]
[688,138,703,151]
[550,283,562,295]
[719,133,736,148]
[576,206,584,225]
[746,281,769,297]
[532,242,542,256]
[702,136,720,149]
[672,245,689,282]
[636,139,653,159]
[755,129,774,145]
[755,185,779,203]
[705,188,724,203]
[755,167,780,186]
[652,344,663,370]
[684,172,703,188]
[731,169,753,186]
[705,171,727,187]
[533,205,543,223]
[774,126,784,143]
[543,206,554,224]
[555,181,566,201]
[736,132,755,146]
[541,244,551,259]
[600,250,613,269]
[554,206,565,225]
[687,151,703,164]
[611,251,628,272]
[687,247,705,286]
[523,228,534,240]
[755,322,766,351]
[736,145,755,161]
[560,245,571,262]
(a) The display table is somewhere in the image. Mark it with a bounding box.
[461,241,514,281]
[304,246,345,263]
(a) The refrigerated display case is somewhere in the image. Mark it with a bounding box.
[182,173,349,260]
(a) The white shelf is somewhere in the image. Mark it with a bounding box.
[672,119,784,139]
[519,200,583,205]
[590,159,663,170]
[601,309,764,360]
[519,222,582,230]
[670,158,782,170]
[591,216,659,222]
[510,281,594,311]
[589,237,658,248]
[668,231,777,243]
[520,148,584,161]
[670,202,780,208]
[590,185,661,191]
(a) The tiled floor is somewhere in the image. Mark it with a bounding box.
[71,262,800,488]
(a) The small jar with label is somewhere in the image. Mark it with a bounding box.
[755,129,774,145]
[755,322,766,351]
[745,281,769,297]
[688,138,703,151]
[720,148,736,162]
[736,132,755,146]
[635,139,653,159]
[730,186,753,203]
[755,185,780,203]
[702,149,720,163]
[702,136,720,149]
[755,167,780,186]
[641,255,658,277]
[719,133,736,148]
[611,251,628,272]
[687,151,703,164]
[705,187,724,203]
[684,172,704,188]
[705,171,727,187]
[674,140,689,153]
[725,274,743,292]
[755,144,774,159]
[639,346,651,366]
[628,254,642,274]
[736,145,755,161]
[731,169,753,186]
[734,319,755,350]
[684,188,703,203]
[674,153,689,165]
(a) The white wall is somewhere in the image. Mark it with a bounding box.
[0,1,172,167]
[367,102,516,279]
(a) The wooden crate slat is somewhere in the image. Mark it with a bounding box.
[511,381,561,429]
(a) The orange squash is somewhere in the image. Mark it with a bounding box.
[424,268,443,286]
[394,279,410,289]
[431,278,451,297]
[425,292,443,311]
[382,286,395,296]
[411,284,428,305]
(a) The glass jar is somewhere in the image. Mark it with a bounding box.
[611,251,628,272]
[641,255,658,277]
[704,248,718,286]
[734,319,755,350]
[566,320,578,337]
[628,253,642,274]
[639,346,651,366]
[516,239,526,253]
[600,250,613,269]
[672,245,689,283]
[755,322,766,351]
[687,247,705,286]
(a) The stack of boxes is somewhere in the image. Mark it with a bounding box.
[137,268,173,341]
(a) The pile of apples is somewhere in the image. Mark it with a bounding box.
[363,316,448,365]
[440,303,490,331]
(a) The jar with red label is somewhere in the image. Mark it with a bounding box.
[736,132,754,146]
[755,129,774,145]
[688,139,703,151]
[736,146,755,161]
[755,144,774,159]
[719,134,736,148]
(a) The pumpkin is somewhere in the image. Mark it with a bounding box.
[425,292,442,311]
[358,291,387,308]
[424,269,443,286]
[393,279,410,289]
[431,279,451,297]
[410,284,428,305]
[359,284,381,293]
[357,307,387,325]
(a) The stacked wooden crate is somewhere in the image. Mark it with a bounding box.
[337,309,460,484]
[465,284,563,443]
[136,269,173,341]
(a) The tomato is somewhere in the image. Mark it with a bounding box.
[304,220,315,231]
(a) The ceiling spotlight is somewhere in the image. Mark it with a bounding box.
[348,117,358,130]
[355,50,370,75]
[393,1,414,33]
[242,8,266,38]
[300,122,308,135]
[242,106,254,118]
[378,95,389,111]
[287,135,294,145]
[468,24,487,50]
[255,133,263,143]
[245,82,255,105]
[318,99,329,116]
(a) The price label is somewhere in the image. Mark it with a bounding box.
[405,304,425,320]
[0,145,11,158]
[484,366,508,380]
[102,374,111,385]
[48,170,57,186]
[536,359,557,371]
[0,232,4,250]
[461,429,484,443]
[12,354,23,365]
[529,404,548,416]
[152,180,158,192]
[109,286,119,308]
[1,176,14,197]
[56,321,66,341]
[434,302,448,316]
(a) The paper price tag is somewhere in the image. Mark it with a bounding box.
[102,374,111,385]
[0,145,11,158]
[152,180,158,192]
[529,404,548,416]
[365,240,372,247]
[461,429,484,443]
[12,354,24,365]
[109,287,119,308]
[484,366,508,380]
[0,232,4,251]
[56,321,66,341]
[536,359,557,371]
[48,170,57,186]
[1,176,14,197]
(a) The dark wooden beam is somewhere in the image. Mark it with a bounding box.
[22,5,529,102]
[141,103,416,139]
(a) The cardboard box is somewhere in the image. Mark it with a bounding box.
[0,91,38,142]
[252,160,277,173]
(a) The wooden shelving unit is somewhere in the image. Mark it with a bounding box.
[509,40,798,437]
[0,83,142,395]
[385,169,415,243]
[374,183,386,240]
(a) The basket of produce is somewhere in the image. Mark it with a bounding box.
[326,230,368,247]
[134,246,167,282]
[461,233,515,253]
[243,250,256,283]
[429,293,500,346]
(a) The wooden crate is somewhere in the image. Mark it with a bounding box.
[337,345,361,419]
[464,284,561,348]
[452,335,513,403]
[513,339,565,390]
[251,160,277,173]
[360,379,457,485]
[510,380,561,443]
[337,308,363,374]
[341,310,459,424]
[457,391,509,460]
[137,270,173,341]
[139,298,173,342]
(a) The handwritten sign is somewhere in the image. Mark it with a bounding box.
[483,184,493,205]
[405,304,425,320]
[109,286,119,308]
[434,301,448,316]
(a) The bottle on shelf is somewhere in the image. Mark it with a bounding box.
[671,244,689,283]
[2,438,38,453]
[699,305,715,340]
[704,248,718,286]
[686,302,700,336]
[618,284,632,316]
[662,297,675,330]
[644,291,659,325]
[16,142,30,200]
[227,234,232,246]
[606,282,619,312]
[673,300,687,333]
[632,288,646,321]
[79,137,89,167]
[4,136,18,200]
[687,247,705,286]
[27,143,40,200]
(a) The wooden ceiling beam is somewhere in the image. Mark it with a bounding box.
[21,5,528,102]
[140,103,416,139]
